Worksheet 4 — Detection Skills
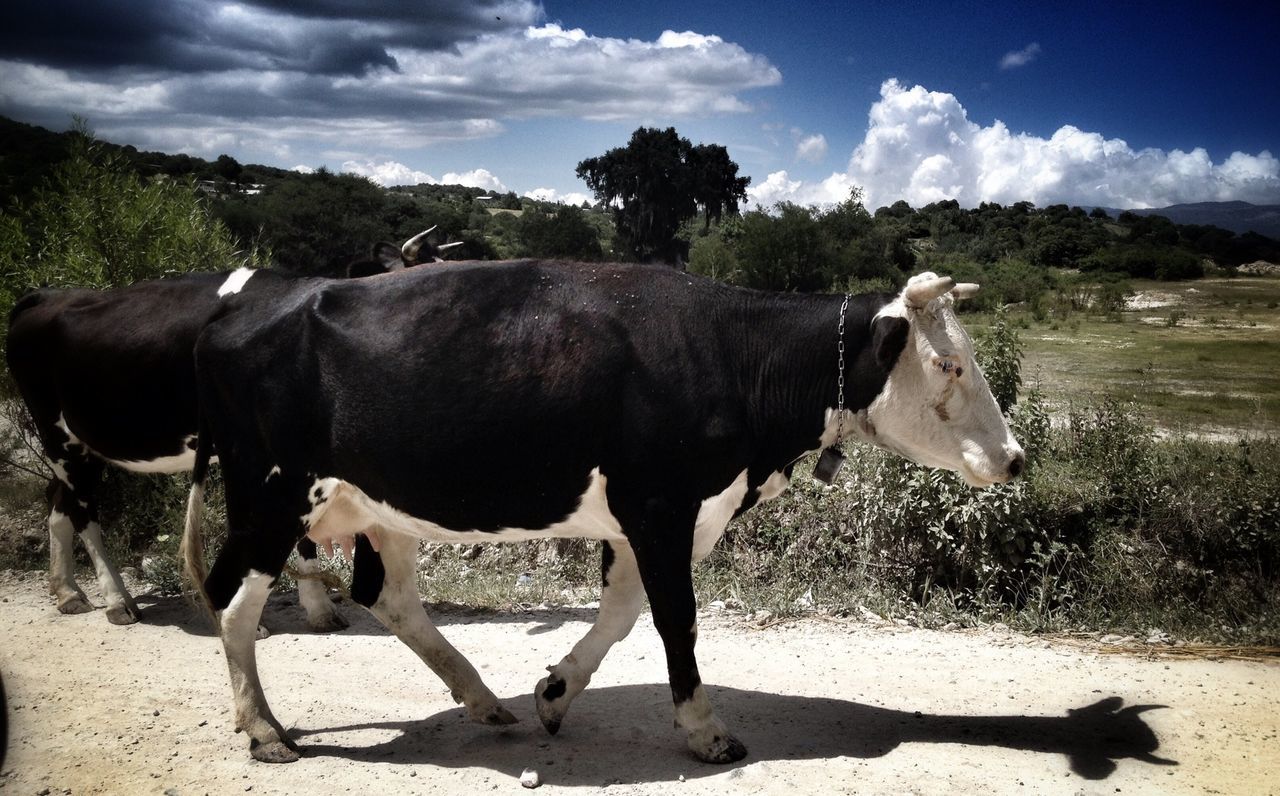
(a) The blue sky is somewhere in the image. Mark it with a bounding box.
[2,0,1277,209]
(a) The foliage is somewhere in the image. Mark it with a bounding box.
[576,127,749,264]
[518,204,603,260]
[975,306,1022,412]
[0,124,256,577]
[0,124,269,356]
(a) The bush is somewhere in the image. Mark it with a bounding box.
[0,123,266,578]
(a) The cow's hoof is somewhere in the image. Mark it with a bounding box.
[689,732,748,764]
[255,623,271,640]
[56,593,94,615]
[249,738,301,763]
[105,602,140,625]
[534,674,568,735]
[306,609,349,633]
[476,704,518,726]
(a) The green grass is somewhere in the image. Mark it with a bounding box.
[971,275,1280,437]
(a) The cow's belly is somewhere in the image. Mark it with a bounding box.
[302,466,770,560]
[302,467,628,546]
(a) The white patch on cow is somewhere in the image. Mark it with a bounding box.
[49,458,71,486]
[301,467,626,549]
[109,449,197,474]
[692,470,750,561]
[217,267,256,297]
[757,470,790,503]
[265,465,281,483]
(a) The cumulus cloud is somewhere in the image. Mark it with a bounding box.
[779,79,1280,211]
[338,160,511,190]
[441,168,508,192]
[747,170,858,209]
[999,42,1042,70]
[341,159,436,186]
[525,187,593,206]
[794,132,828,164]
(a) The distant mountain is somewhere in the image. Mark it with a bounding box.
[1095,201,1280,239]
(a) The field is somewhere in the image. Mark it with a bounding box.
[982,275,1280,438]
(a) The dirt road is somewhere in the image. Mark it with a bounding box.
[1,570,1276,795]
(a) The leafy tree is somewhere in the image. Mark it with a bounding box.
[213,154,243,185]
[734,203,831,291]
[519,205,604,260]
[220,170,390,276]
[576,127,749,264]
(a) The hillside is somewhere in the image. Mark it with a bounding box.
[1094,201,1280,239]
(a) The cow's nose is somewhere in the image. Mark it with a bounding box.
[1008,451,1026,479]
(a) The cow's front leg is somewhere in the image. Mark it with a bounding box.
[292,538,348,631]
[627,500,746,764]
[217,567,299,762]
[352,533,516,726]
[536,540,645,734]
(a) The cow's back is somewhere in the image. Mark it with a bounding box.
[6,272,229,459]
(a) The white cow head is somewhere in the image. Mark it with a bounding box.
[855,272,1025,486]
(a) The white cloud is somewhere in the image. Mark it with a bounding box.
[794,132,828,164]
[340,159,436,186]
[524,187,592,205]
[999,42,1041,70]
[823,79,1280,210]
[441,168,508,191]
[290,165,315,174]
[747,170,857,209]
[338,161,513,190]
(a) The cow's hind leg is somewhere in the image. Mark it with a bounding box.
[292,538,348,632]
[352,533,516,726]
[48,461,140,624]
[206,533,301,763]
[219,566,298,762]
[626,498,746,764]
[536,540,644,734]
[47,479,92,614]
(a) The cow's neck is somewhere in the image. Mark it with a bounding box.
[730,290,891,458]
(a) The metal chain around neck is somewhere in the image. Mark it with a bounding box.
[835,293,850,444]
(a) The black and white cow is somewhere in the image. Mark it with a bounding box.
[4,230,447,626]
[181,263,1024,764]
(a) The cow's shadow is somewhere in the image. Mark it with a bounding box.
[131,591,596,637]
[293,687,1175,784]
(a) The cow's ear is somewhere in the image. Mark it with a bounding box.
[374,242,406,272]
[872,315,910,371]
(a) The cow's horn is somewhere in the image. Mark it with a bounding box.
[904,275,956,309]
[401,226,437,259]
[952,282,980,300]
[436,241,464,251]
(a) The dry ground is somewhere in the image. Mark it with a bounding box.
[1,570,1277,796]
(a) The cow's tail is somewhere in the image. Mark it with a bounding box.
[180,417,218,630]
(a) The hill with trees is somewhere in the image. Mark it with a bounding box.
[3,115,1278,293]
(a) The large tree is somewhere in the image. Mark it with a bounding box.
[576,127,749,264]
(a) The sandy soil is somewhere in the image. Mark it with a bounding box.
[0,570,1276,796]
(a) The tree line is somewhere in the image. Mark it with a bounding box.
[3,115,1279,299]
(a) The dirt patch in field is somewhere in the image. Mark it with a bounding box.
[1,570,1277,795]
